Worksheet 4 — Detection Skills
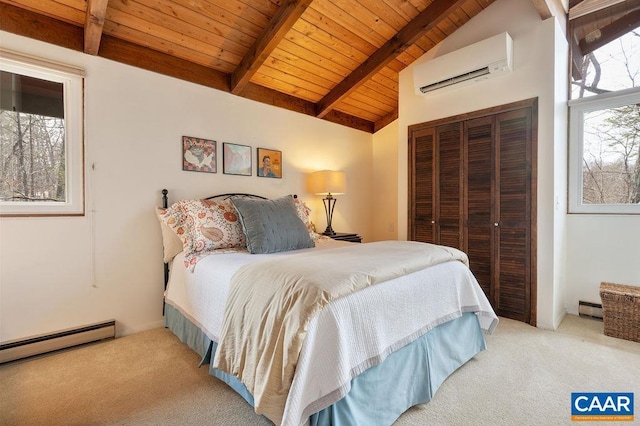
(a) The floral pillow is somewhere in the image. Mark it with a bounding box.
[293,197,321,241]
[159,199,246,270]
[155,207,184,263]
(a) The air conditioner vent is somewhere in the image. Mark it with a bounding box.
[419,66,491,93]
[414,32,513,94]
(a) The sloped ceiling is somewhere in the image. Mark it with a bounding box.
[2,0,635,133]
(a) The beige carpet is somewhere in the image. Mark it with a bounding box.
[1,315,638,426]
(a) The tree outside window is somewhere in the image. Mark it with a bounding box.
[569,31,640,213]
[0,52,84,216]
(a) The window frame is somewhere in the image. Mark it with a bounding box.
[568,86,640,215]
[0,50,85,217]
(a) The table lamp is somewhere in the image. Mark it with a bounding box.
[309,170,346,236]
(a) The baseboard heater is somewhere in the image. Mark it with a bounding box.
[0,319,115,364]
[578,301,603,320]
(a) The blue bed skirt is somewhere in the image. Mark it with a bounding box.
[165,304,486,425]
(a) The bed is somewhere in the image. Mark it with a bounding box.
[156,190,498,426]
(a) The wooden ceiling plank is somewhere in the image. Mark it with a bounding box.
[309,0,388,47]
[200,0,271,34]
[105,6,245,65]
[235,0,280,18]
[109,0,250,55]
[351,78,397,103]
[2,0,86,25]
[578,8,640,54]
[0,2,83,51]
[231,0,313,95]
[252,72,324,103]
[269,48,344,83]
[316,0,467,119]
[276,38,352,77]
[290,18,372,66]
[261,57,338,90]
[295,13,379,60]
[256,64,332,94]
[101,21,238,73]
[379,0,420,22]
[356,0,412,31]
[347,87,397,111]
[84,0,108,55]
[328,0,398,41]
[142,0,263,43]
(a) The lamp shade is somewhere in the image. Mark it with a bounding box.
[309,170,346,195]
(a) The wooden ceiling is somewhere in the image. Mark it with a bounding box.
[2,0,633,133]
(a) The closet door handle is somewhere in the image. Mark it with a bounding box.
[494,222,499,227]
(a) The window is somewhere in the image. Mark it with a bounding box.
[0,50,84,216]
[568,31,639,214]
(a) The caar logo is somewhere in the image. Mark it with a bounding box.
[572,393,634,422]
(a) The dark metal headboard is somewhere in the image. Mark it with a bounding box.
[160,189,296,314]
[161,189,267,209]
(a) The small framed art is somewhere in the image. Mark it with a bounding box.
[257,147,282,178]
[223,143,252,176]
[182,136,216,173]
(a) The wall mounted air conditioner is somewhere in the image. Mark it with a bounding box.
[414,32,513,95]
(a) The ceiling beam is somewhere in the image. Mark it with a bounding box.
[569,21,585,80]
[374,109,399,133]
[230,0,313,95]
[0,2,83,51]
[314,0,466,119]
[530,0,568,20]
[569,0,627,20]
[570,0,640,26]
[578,8,640,54]
[84,0,109,55]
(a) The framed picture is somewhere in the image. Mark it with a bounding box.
[257,148,282,178]
[182,136,216,173]
[223,143,252,176]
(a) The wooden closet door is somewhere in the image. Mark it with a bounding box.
[409,124,462,247]
[408,98,537,326]
[436,123,463,249]
[409,128,436,243]
[495,108,533,323]
[464,117,495,299]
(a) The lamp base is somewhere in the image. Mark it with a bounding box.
[322,227,336,236]
[321,197,338,237]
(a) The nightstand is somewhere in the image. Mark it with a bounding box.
[328,232,362,243]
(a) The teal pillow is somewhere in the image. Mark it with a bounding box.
[231,195,314,254]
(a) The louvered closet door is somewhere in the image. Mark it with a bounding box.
[408,99,537,326]
[464,117,494,299]
[409,128,436,243]
[495,108,532,323]
[436,123,463,250]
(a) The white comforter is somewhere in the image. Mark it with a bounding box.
[165,239,498,426]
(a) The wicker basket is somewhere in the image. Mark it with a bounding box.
[599,282,640,343]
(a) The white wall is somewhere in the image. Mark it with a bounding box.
[565,216,640,310]
[371,120,399,242]
[0,31,373,342]
[397,0,568,329]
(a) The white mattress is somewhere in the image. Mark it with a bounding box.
[165,239,498,426]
